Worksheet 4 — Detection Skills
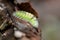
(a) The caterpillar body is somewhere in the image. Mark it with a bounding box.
[13,11,38,28]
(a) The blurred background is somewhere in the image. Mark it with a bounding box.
[27,0,60,40]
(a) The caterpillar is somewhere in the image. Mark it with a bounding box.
[13,11,38,28]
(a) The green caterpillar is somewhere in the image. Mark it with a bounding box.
[13,11,38,28]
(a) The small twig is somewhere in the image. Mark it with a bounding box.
[0,19,7,30]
